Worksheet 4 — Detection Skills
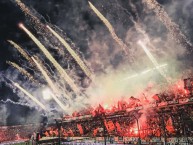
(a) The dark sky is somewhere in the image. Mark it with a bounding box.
[0,0,104,126]
[0,0,193,126]
[0,0,62,126]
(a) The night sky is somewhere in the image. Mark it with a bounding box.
[0,0,103,126]
[1,0,193,126]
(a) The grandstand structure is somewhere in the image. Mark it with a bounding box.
[35,79,193,145]
[0,78,193,145]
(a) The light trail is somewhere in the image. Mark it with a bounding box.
[88,1,128,54]
[137,40,168,81]
[8,40,33,66]
[15,0,42,27]
[33,55,53,79]
[143,0,193,51]
[7,61,37,83]
[13,82,46,110]
[46,25,94,80]
[124,63,168,81]
[19,23,80,94]
[32,56,69,111]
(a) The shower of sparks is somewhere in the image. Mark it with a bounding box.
[13,82,47,110]
[8,40,34,66]
[88,1,129,54]
[46,25,94,80]
[7,61,37,84]
[143,0,193,51]
[15,0,43,30]
[32,56,69,111]
[19,23,80,94]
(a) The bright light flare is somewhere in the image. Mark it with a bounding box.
[133,128,139,135]
[129,127,139,135]
[42,88,53,101]
[103,104,109,109]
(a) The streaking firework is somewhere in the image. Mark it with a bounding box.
[6,61,38,84]
[13,81,47,111]
[46,25,94,80]
[15,0,44,30]
[143,0,193,51]
[123,63,168,81]
[88,1,129,54]
[32,56,69,111]
[137,40,168,82]
[33,55,53,80]
[19,23,80,94]
[8,40,34,66]
[32,55,70,101]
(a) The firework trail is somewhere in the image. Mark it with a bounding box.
[124,2,170,81]
[15,0,44,31]
[124,4,169,81]
[7,61,38,84]
[32,56,69,111]
[15,0,93,83]
[47,25,94,80]
[15,0,82,63]
[138,40,168,82]
[33,56,53,80]
[88,1,129,54]
[13,81,47,110]
[33,56,69,98]
[19,23,80,94]
[143,0,193,51]
[123,63,168,81]
[8,40,34,66]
